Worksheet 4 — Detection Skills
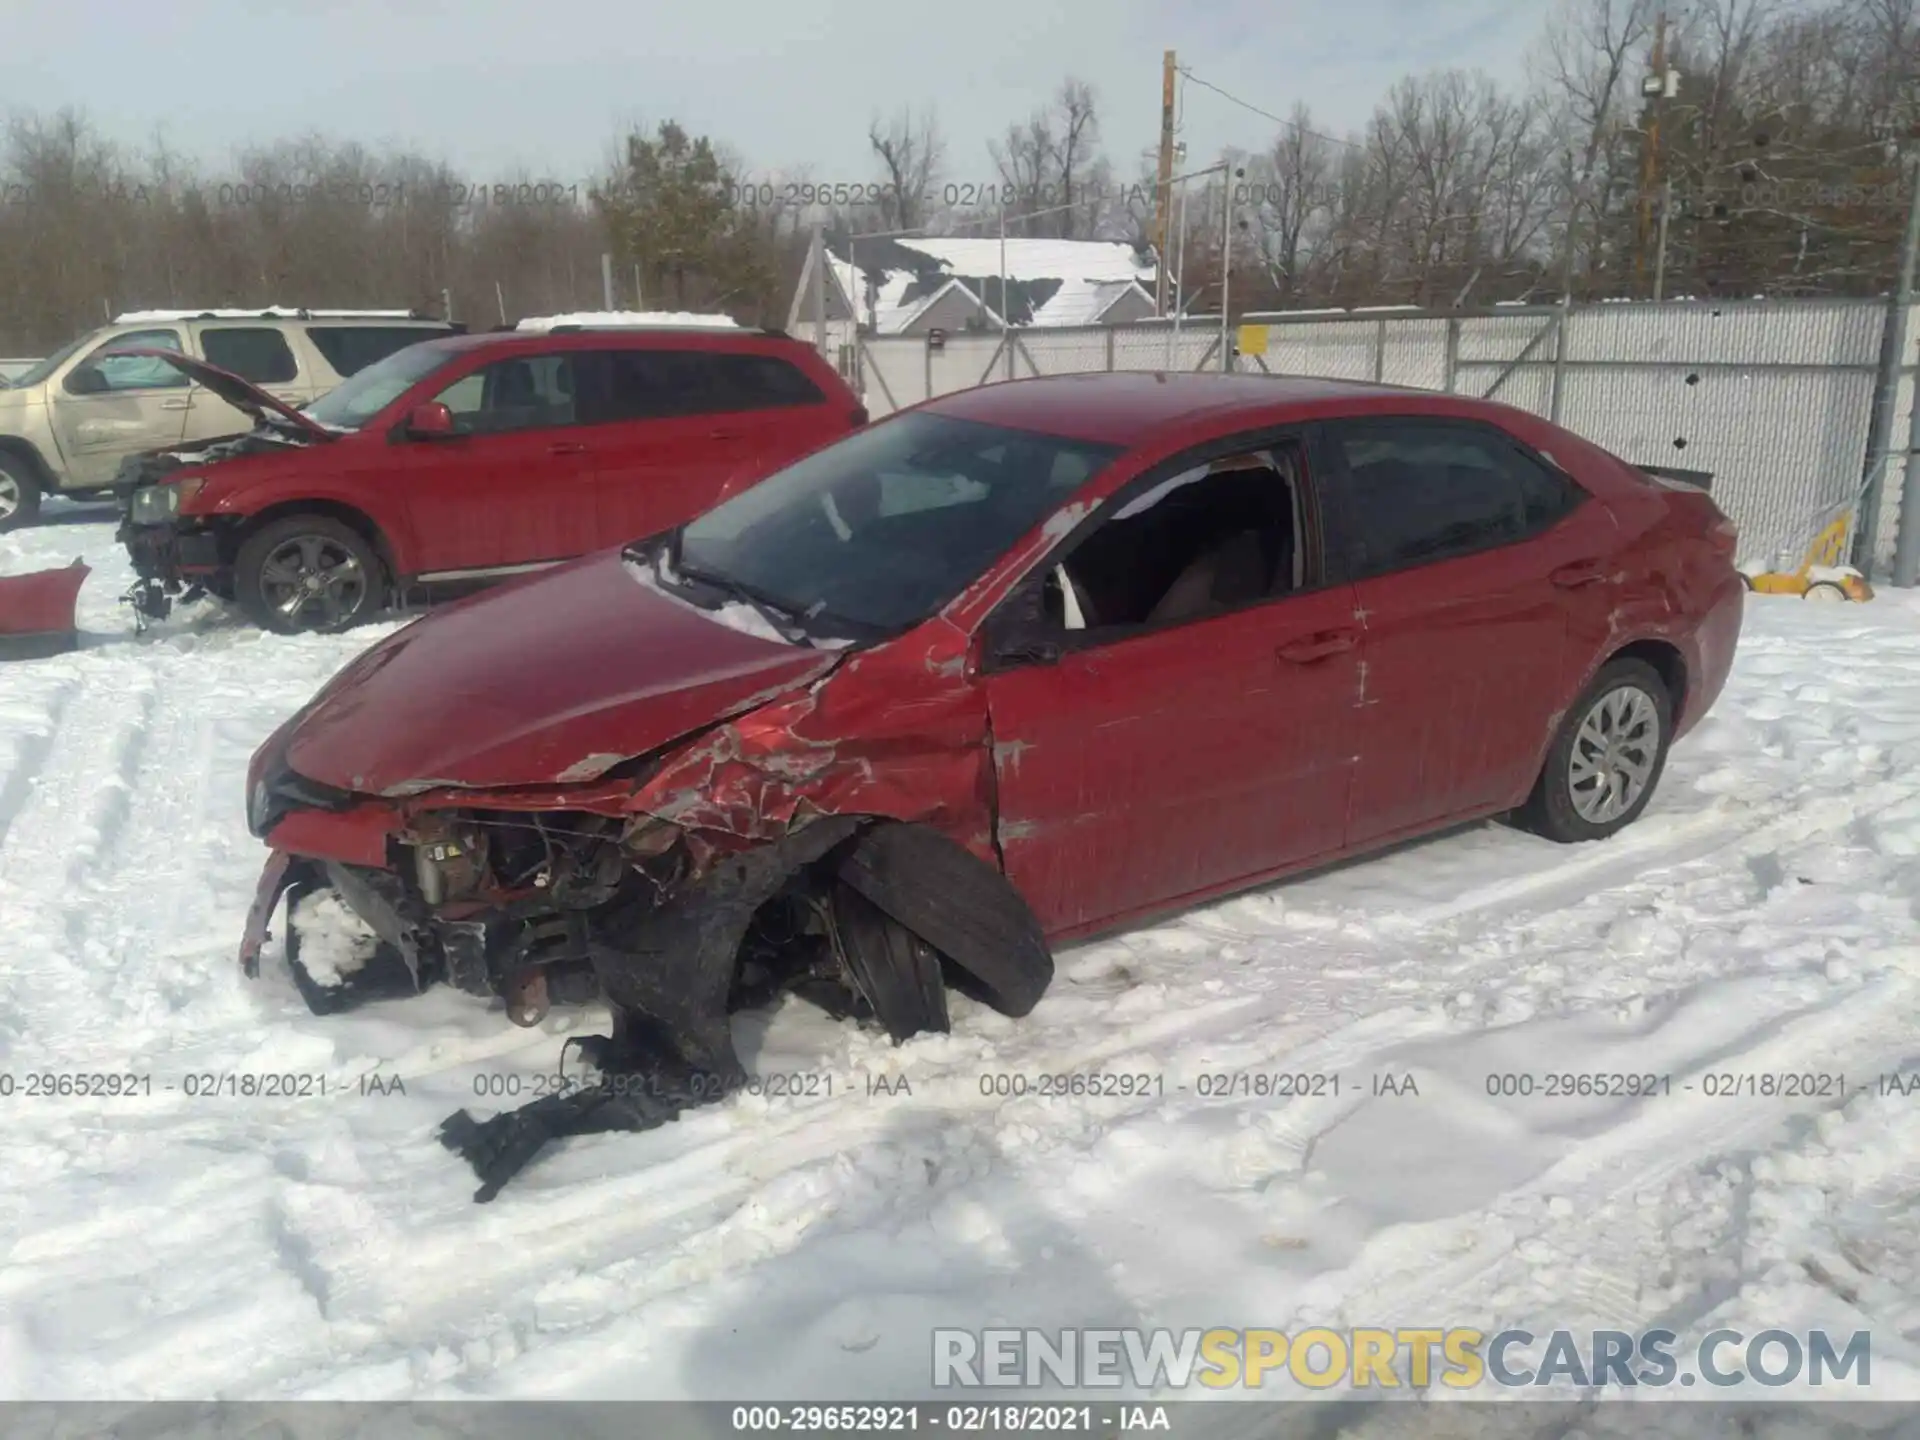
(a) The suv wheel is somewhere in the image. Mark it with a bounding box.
[236,515,385,635]
[1517,657,1673,844]
[0,453,43,532]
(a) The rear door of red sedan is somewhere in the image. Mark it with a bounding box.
[1317,415,1620,846]
[981,428,1364,936]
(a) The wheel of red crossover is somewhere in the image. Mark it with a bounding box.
[235,513,385,634]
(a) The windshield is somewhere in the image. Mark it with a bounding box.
[6,330,96,390]
[303,339,457,430]
[674,411,1123,634]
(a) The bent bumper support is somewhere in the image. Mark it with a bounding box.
[438,815,866,1202]
[239,850,301,978]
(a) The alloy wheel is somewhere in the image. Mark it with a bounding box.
[0,472,19,521]
[1566,684,1661,825]
[257,533,369,630]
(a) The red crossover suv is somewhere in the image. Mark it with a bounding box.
[238,371,1744,1200]
[116,326,865,632]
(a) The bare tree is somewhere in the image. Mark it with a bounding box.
[988,78,1112,238]
[1246,105,1338,300]
[867,107,944,232]
[1052,79,1100,238]
[1538,0,1656,291]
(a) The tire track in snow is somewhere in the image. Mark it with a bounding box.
[0,658,158,1047]
[229,772,1920,1396]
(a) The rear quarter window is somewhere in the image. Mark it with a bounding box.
[714,352,825,408]
[306,326,447,378]
[199,327,298,384]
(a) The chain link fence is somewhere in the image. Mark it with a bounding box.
[831,298,1919,573]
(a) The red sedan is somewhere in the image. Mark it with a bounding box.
[240,372,1744,1198]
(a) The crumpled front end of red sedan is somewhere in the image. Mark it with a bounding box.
[237,544,1053,1201]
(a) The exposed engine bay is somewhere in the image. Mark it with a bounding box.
[255,805,1052,1202]
[117,424,326,624]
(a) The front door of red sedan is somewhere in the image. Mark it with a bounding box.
[981,433,1364,937]
[1319,416,1619,846]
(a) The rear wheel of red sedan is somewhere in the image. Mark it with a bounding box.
[1518,657,1673,844]
[236,514,385,635]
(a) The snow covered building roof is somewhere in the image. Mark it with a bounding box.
[789,236,1156,335]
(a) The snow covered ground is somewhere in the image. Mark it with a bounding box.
[2,506,1919,1415]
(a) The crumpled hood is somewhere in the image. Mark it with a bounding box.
[283,549,841,796]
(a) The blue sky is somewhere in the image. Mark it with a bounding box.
[0,0,1544,184]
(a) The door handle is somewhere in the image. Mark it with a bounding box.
[159,397,192,410]
[1551,560,1606,588]
[548,441,588,456]
[1277,629,1358,664]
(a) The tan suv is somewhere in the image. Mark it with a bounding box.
[0,308,458,529]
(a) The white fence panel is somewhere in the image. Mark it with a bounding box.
[832,297,1905,571]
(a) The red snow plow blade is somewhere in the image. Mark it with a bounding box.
[0,559,89,661]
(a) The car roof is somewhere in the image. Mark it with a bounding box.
[917,371,1477,447]
[420,327,806,358]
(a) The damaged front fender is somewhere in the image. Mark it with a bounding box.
[625,619,997,870]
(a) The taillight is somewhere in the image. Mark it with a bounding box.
[1708,514,1738,559]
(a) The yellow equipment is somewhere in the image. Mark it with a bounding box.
[1742,510,1874,602]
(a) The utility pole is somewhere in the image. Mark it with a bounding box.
[1154,50,1176,316]
[1653,175,1674,303]
[1001,202,1014,380]
[1874,148,1920,580]
[1221,165,1241,373]
[601,252,615,310]
[1635,8,1669,295]
[809,222,827,355]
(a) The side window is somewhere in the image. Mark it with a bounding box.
[1037,443,1306,636]
[69,328,186,393]
[305,325,439,377]
[597,349,724,421]
[431,353,576,434]
[1331,421,1577,577]
[712,353,825,409]
[199,327,298,384]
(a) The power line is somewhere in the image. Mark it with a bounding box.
[1175,67,1366,153]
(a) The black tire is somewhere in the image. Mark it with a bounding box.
[831,881,950,1043]
[0,451,43,533]
[1517,657,1674,844]
[236,514,385,634]
[837,821,1054,1017]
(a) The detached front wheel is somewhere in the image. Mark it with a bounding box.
[1518,657,1673,843]
[236,515,384,634]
